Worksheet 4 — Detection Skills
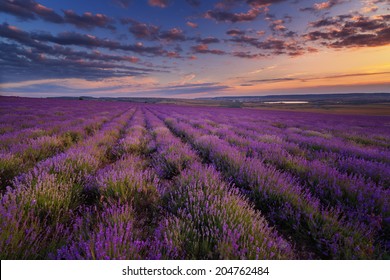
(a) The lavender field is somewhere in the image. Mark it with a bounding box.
[0,97,389,260]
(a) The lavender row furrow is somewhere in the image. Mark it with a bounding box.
[0,100,132,191]
[56,108,160,259]
[0,107,135,259]
[144,109,294,259]
[0,115,113,191]
[189,108,390,181]
[0,97,127,148]
[159,110,377,259]
[184,106,390,166]
[184,114,389,226]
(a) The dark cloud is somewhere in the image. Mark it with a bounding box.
[0,23,173,84]
[215,0,288,9]
[197,36,220,44]
[232,51,264,58]
[0,23,132,64]
[36,31,168,56]
[229,34,304,56]
[159,28,186,41]
[0,1,115,30]
[124,19,187,42]
[309,17,339,28]
[305,14,390,48]
[246,0,288,6]
[0,22,173,57]
[226,29,246,36]
[128,22,160,40]
[330,28,390,48]
[63,10,115,30]
[205,0,285,23]
[229,34,260,47]
[54,47,140,64]
[0,41,153,83]
[191,44,226,55]
[205,7,261,23]
[0,0,63,23]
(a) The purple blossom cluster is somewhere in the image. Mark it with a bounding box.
[1,101,135,259]
[0,98,389,259]
[155,105,388,259]
[0,97,132,190]
[144,110,293,259]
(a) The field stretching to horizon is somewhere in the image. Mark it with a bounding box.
[0,96,389,260]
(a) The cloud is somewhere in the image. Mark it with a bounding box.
[248,77,295,83]
[247,0,288,7]
[305,14,390,48]
[205,7,261,23]
[0,1,115,30]
[191,44,226,55]
[186,21,198,28]
[124,19,187,41]
[128,22,160,40]
[360,0,387,13]
[269,19,287,32]
[205,0,286,23]
[229,34,260,46]
[58,48,140,63]
[157,82,231,95]
[232,51,264,58]
[215,0,288,9]
[0,22,175,58]
[1,79,152,96]
[36,32,169,55]
[160,28,186,41]
[229,34,305,56]
[148,0,170,8]
[197,36,220,44]
[0,28,140,63]
[0,41,154,83]
[247,71,390,84]
[315,71,390,80]
[0,0,63,23]
[226,29,246,36]
[62,10,115,30]
[300,0,347,12]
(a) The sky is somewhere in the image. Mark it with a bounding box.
[0,0,389,98]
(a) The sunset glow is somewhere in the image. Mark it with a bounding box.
[0,0,389,98]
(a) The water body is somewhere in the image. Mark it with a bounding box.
[264,101,309,104]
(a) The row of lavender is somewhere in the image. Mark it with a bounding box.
[1,98,136,258]
[0,98,389,259]
[151,105,389,259]
[0,97,132,190]
[1,98,296,259]
[54,107,294,259]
